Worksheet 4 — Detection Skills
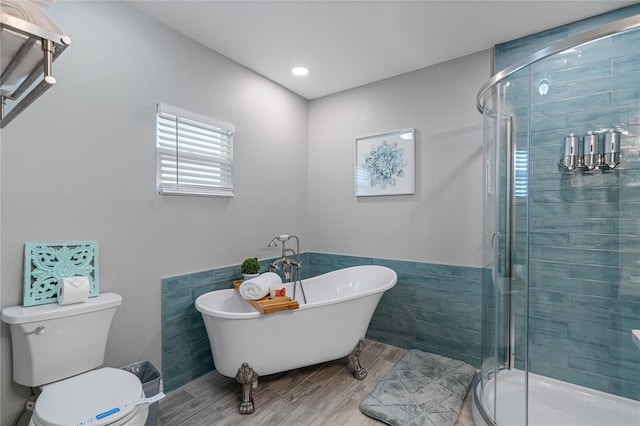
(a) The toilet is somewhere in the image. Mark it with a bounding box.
[1,293,149,426]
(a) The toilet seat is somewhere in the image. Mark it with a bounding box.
[31,367,146,426]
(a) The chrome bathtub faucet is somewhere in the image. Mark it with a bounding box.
[266,234,306,303]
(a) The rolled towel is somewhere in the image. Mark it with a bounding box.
[1,0,64,86]
[239,272,282,300]
[1,0,63,33]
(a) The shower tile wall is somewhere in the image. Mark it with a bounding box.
[161,253,481,392]
[496,4,640,400]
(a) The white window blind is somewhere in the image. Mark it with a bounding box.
[515,150,528,197]
[156,103,234,197]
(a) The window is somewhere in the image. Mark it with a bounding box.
[515,150,528,197]
[156,103,234,197]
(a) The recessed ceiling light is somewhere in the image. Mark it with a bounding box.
[291,66,309,76]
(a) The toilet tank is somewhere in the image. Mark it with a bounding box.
[1,293,122,387]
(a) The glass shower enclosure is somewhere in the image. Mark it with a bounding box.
[474,14,640,426]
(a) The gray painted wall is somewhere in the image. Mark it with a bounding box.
[0,1,491,423]
[307,51,489,267]
[0,2,308,423]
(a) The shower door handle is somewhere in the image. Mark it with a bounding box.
[505,114,516,371]
[505,114,514,280]
[491,232,501,254]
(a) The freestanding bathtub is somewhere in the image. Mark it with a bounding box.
[195,264,397,413]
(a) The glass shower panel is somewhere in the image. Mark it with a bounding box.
[526,24,640,403]
[480,74,530,425]
[501,70,531,426]
[480,83,499,424]
[476,13,640,426]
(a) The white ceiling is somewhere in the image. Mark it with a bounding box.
[125,1,637,100]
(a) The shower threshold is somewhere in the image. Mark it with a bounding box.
[473,369,639,426]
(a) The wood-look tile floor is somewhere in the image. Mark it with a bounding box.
[158,339,475,425]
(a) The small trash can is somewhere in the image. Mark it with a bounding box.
[121,361,162,426]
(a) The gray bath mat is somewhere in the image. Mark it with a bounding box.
[360,349,476,426]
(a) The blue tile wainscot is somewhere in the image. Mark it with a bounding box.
[161,253,482,392]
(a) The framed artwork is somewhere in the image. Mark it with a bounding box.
[354,128,415,196]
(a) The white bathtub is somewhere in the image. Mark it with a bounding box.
[195,264,397,378]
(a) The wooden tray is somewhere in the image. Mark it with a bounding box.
[233,280,299,314]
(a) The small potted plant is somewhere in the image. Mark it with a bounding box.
[240,257,261,280]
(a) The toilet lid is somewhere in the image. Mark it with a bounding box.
[33,367,144,426]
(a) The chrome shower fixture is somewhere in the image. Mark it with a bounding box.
[266,234,292,248]
[584,132,598,170]
[559,130,620,173]
[537,78,550,96]
[561,133,579,171]
[267,234,300,260]
[604,131,621,168]
[266,234,306,303]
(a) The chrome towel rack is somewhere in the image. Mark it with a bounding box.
[1,12,71,128]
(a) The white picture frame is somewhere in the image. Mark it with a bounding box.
[354,128,415,197]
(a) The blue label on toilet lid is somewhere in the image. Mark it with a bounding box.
[76,392,165,426]
[96,407,120,420]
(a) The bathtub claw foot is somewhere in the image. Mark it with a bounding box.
[239,399,254,415]
[235,362,259,414]
[348,338,367,380]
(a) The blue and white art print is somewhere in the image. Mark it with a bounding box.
[355,128,415,196]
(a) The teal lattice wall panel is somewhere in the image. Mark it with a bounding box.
[24,241,99,306]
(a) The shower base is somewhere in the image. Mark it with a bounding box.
[472,369,639,426]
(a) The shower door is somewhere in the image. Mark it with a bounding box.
[479,74,529,425]
[476,13,640,426]
[523,21,640,404]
